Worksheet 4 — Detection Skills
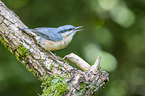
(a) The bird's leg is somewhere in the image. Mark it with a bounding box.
[49,51,63,60]
[49,51,58,59]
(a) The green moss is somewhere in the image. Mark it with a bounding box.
[26,65,33,72]
[65,73,70,78]
[15,54,21,61]
[0,38,14,54]
[49,63,54,70]
[41,74,69,96]
[0,38,10,50]
[0,38,7,46]
[0,38,30,61]
[8,46,13,54]
[17,44,30,56]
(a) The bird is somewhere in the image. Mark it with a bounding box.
[21,25,83,51]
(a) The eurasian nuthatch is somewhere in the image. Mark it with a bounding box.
[21,25,83,51]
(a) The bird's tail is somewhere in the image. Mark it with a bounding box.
[20,28,38,37]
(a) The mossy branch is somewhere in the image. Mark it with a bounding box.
[0,1,109,95]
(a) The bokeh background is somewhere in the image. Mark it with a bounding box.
[0,0,145,96]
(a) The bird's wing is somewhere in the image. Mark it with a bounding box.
[22,27,63,41]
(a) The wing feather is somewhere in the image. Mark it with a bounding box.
[22,27,63,41]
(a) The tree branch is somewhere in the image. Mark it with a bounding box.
[0,1,109,95]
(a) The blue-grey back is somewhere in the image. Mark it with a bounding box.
[24,27,63,41]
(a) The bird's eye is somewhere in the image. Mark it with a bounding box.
[69,28,72,30]
[60,30,64,33]
[68,28,74,31]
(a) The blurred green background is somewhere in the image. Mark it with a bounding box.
[0,0,145,96]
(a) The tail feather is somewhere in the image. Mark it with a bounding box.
[20,28,37,37]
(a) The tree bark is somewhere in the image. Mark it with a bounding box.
[0,1,109,95]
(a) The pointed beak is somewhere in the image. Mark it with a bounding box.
[75,26,83,31]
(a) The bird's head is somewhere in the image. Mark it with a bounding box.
[57,25,83,38]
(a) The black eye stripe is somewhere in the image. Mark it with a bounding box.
[59,28,75,33]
